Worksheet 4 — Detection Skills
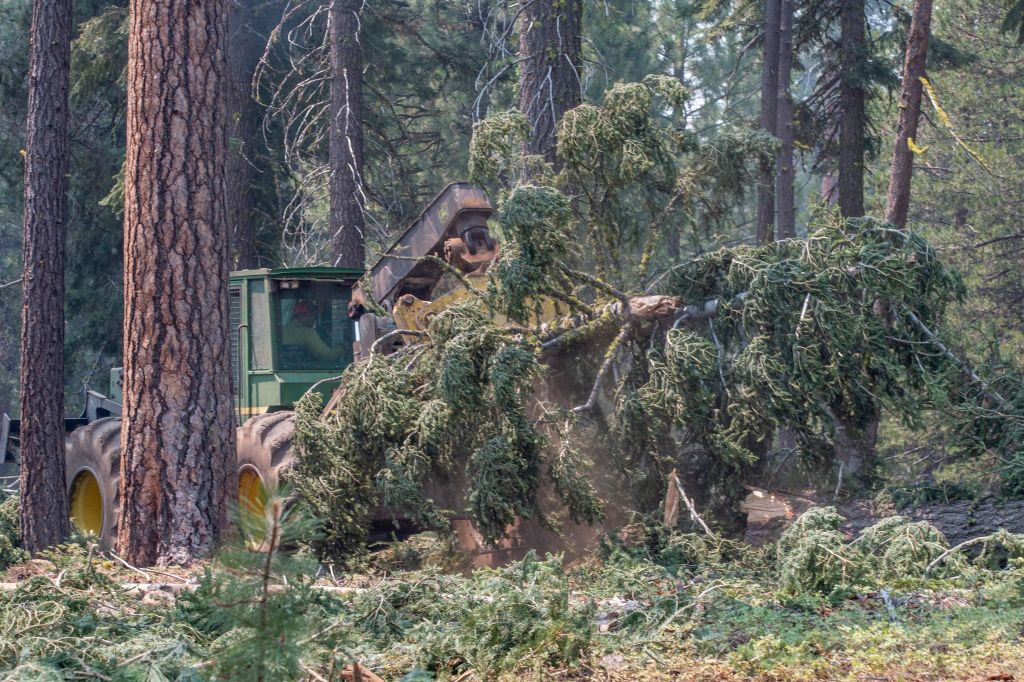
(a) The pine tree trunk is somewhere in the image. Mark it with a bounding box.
[838,0,866,218]
[774,0,795,240]
[225,2,262,270]
[756,0,781,243]
[119,0,235,567]
[769,0,798,472]
[885,0,933,229]
[668,16,690,261]
[518,0,583,166]
[328,0,365,270]
[19,0,73,554]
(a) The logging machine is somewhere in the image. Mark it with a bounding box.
[0,183,500,546]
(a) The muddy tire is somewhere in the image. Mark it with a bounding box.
[65,417,121,546]
[236,411,296,514]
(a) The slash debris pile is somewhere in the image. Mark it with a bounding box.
[2,500,1024,680]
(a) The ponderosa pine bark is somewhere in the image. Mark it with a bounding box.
[328,0,365,270]
[518,0,583,166]
[119,0,235,566]
[838,0,867,217]
[756,0,782,243]
[19,0,73,554]
[775,0,796,239]
[885,0,934,229]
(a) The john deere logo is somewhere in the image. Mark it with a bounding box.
[439,205,449,221]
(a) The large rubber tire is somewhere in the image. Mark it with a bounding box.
[236,411,296,516]
[61,412,296,546]
[65,417,122,547]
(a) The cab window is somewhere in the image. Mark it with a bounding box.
[275,281,354,370]
[249,279,272,370]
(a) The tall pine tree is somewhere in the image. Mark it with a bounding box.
[775,0,796,239]
[19,0,73,553]
[885,0,933,229]
[756,0,781,243]
[118,0,235,566]
[838,0,867,217]
[518,0,583,166]
[328,0,365,270]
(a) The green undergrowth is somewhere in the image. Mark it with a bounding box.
[2,506,1024,680]
[0,491,25,571]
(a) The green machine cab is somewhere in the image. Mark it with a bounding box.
[227,266,363,422]
[104,266,363,421]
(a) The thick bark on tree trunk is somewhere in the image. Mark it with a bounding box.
[518,0,583,166]
[328,0,365,270]
[885,0,933,230]
[834,0,881,487]
[119,0,235,566]
[756,0,782,243]
[771,0,797,468]
[225,3,262,270]
[19,0,73,554]
[774,0,795,239]
[838,0,866,218]
[829,404,879,497]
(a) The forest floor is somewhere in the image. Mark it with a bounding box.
[2,515,1024,681]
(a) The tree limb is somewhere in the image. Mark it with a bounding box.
[573,323,632,414]
[370,329,429,356]
[673,471,714,536]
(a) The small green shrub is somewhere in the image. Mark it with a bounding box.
[0,492,26,571]
[776,507,855,594]
[178,489,328,681]
[341,551,594,678]
[856,515,953,580]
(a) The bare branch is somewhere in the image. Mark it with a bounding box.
[573,323,632,414]
[370,329,428,356]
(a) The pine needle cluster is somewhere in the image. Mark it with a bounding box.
[291,297,607,557]
[772,506,1015,596]
[179,488,324,681]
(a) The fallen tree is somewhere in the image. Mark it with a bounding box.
[291,195,985,559]
[289,80,1021,561]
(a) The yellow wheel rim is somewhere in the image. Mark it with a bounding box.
[239,467,266,520]
[69,470,103,536]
